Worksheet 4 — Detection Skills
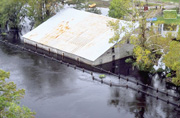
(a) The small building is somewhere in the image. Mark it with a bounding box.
[23,8,137,66]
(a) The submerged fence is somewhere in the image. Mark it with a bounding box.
[0,39,180,109]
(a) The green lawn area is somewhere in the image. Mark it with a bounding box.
[155,16,180,24]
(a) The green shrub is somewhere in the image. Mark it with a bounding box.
[157,68,164,73]
[99,74,106,79]
[166,73,172,77]
[150,68,156,74]
[172,77,180,86]
[1,32,7,36]
[125,58,133,63]
[163,10,177,19]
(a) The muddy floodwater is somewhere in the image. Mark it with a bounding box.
[0,41,180,118]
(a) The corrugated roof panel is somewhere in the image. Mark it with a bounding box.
[23,8,134,61]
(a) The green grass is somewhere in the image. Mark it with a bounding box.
[155,16,180,24]
[163,10,177,19]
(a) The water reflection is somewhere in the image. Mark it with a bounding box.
[1,41,180,118]
[108,87,147,117]
[1,42,134,118]
[21,59,78,99]
[0,42,77,99]
[108,86,180,118]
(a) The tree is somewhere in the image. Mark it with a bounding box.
[27,0,63,27]
[131,20,173,71]
[0,69,35,117]
[0,0,27,39]
[108,0,131,19]
[163,41,180,86]
[108,1,173,72]
[108,1,180,86]
[0,0,26,30]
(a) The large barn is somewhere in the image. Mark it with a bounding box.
[23,8,138,66]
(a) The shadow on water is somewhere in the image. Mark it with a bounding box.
[98,57,152,85]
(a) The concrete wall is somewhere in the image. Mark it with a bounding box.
[93,43,134,65]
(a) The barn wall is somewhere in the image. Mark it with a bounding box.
[93,43,134,66]
[24,38,93,65]
[24,38,134,66]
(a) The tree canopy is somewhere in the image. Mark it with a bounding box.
[108,0,180,86]
[0,0,26,29]
[27,0,63,27]
[108,0,131,19]
[0,69,35,118]
[163,41,180,86]
[0,0,63,30]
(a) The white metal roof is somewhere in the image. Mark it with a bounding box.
[23,8,134,61]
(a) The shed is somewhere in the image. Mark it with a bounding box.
[23,8,136,66]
